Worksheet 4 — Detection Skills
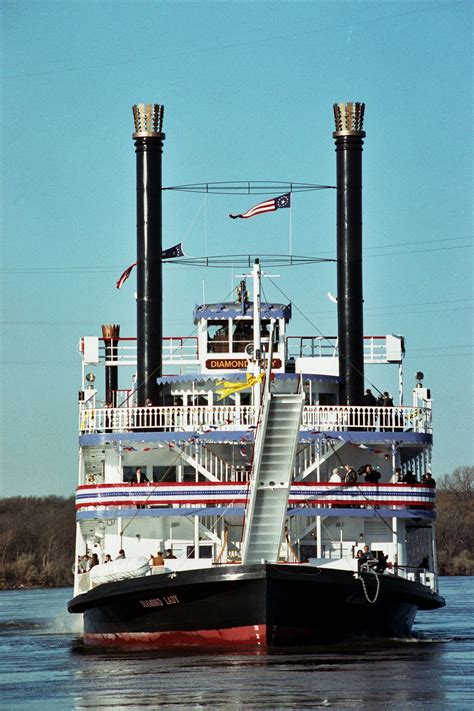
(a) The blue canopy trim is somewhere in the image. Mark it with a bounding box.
[79,429,431,447]
[193,302,292,322]
[76,506,434,521]
[155,372,342,385]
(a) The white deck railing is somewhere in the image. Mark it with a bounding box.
[79,404,431,435]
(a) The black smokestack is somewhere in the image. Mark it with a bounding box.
[132,103,165,406]
[102,324,120,406]
[333,101,366,405]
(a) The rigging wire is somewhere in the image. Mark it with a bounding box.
[266,276,385,397]
[4,1,463,80]
[260,278,396,535]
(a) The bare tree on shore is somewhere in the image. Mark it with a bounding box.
[0,467,472,588]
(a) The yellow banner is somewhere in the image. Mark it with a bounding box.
[215,372,264,400]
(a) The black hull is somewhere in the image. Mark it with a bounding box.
[68,564,445,648]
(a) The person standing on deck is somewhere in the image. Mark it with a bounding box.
[130,466,149,484]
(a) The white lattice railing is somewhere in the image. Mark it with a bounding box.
[79,404,431,435]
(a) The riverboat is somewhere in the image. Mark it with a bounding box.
[68,101,445,647]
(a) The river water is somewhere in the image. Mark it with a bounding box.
[1,577,473,710]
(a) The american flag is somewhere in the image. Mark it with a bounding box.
[229,192,291,220]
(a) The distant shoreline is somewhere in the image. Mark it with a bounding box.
[1,471,472,587]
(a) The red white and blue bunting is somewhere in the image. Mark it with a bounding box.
[76,482,435,510]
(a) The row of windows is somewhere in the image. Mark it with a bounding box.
[122,465,210,483]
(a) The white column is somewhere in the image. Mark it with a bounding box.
[252,260,262,411]
[316,516,322,558]
[194,515,199,559]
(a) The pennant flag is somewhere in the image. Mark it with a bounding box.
[116,243,184,289]
[162,242,185,260]
[229,193,291,220]
[116,262,137,289]
[215,372,264,400]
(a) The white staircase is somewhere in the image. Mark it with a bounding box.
[241,392,305,565]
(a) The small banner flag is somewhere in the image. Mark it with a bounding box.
[215,372,264,400]
[229,193,291,220]
[116,243,185,289]
[116,262,137,289]
[161,242,185,260]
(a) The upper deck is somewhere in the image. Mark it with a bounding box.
[79,401,431,436]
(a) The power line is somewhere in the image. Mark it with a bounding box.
[0,235,471,274]
[3,1,463,80]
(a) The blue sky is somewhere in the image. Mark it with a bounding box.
[1,0,472,497]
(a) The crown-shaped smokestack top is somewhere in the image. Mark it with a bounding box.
[101,324,120,339]
[333,101,365,136]
[132,103,165,137]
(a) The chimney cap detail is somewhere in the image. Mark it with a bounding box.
[333,101,365,137]
[132,103,165,138]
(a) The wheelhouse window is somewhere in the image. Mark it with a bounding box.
[233,320,253,352]
[208,320,229,353]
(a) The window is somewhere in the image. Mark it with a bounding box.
[319,393,337,406]
[207,320,229,353]
[182,466,196,482]
[233,320,253,352]
[186,545,213,559]
[122,465,146,482]
[153,465,175,483]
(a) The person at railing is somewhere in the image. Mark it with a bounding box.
[422,472,436,487]
[363,388,377,405]
[78,554,90,573]
[358,545,376,572]
[144,399,154,427]
[402,470,417,484]
[150,551,165,567]
[115,549,126,560]
[362,389,377,429]
[329,467,342,482]
[130,467,149,508]
[377,391,394,407]
[89,553,100,571]
[343,464,357,484]
[415,556,430,582]
[390,467,403,483]
[360,464,381,483]
[165,548,177,559]
[130,466,149,484]
[104,402,113,433]
[103,554,112,563]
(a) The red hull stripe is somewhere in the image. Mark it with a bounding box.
[85,624,267,647]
